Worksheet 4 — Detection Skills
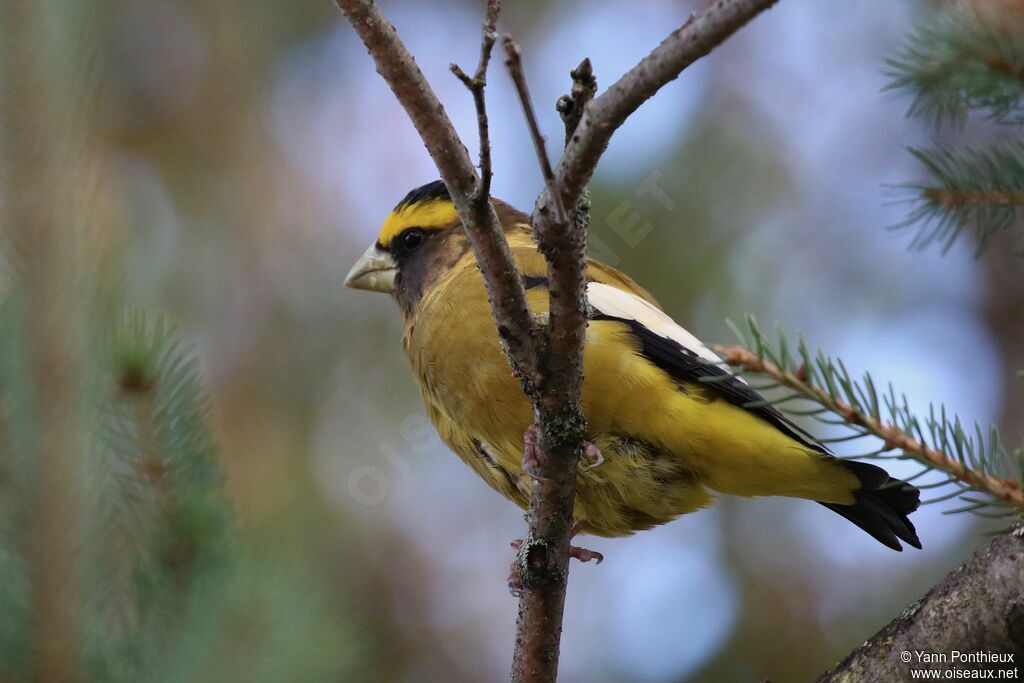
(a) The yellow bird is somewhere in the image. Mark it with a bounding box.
[346,181,921,550]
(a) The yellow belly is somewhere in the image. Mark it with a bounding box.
[403,263,858,537]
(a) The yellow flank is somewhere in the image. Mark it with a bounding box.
[378,199,459,248]
[404,232,861,537]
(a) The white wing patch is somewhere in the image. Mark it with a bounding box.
[587,281,731,370]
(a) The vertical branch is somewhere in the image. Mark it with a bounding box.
[0,2,89,681]
[503,40,592,683]
[558,60,598,291]
[556,59,598,147]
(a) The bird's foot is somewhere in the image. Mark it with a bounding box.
[581,441,604,470]
[521,425,548,480]
[568,521,603,564]
[508,539,526,596]
[507,535,603,596]
[523,427,603,477]
[569,545,604,564]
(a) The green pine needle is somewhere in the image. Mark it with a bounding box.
[886,7,1024,127]
[719,317,1024,517]
[894,141,1024,254]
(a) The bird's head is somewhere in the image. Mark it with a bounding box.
[345,180,529,313]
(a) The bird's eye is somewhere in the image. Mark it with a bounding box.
[401,228,424,251]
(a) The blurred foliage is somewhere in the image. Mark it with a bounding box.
[886,3,1024,126]
[0,1,371,680]
[888,1,1024,253]
[0,303,369,682]
[900,142,1024,253]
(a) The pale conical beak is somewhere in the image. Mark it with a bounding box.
[345,243,397,293]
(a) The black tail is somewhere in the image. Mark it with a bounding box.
[819,460,922,551]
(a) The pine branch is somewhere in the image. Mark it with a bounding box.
[886,6,1024,126]
[896,142,1024,253]
[87,312,233,678]
[714,317,1024,517]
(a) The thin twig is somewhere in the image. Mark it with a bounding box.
[503,35,565,223]
[334,0,539,386]
[551,0,779,213]
[715,344,1024,512]
[450,0,501,198]
[556,58,597,293]
[924,188,1024,208]
[555,58,597,146]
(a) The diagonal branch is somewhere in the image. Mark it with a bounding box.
[715,344,1024,513]
[550,0,779,213]
[334,0,539,386]
[817,530,1024,681]
[503,37,562,215]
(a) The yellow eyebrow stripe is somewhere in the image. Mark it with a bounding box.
[378,199,458,248]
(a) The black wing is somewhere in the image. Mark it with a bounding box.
[593,313,826,453]
[593,311,922,550]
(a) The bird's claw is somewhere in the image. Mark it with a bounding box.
[521,425,549,480]
[506,536,603,596]
[570,545,603,564]
[567,521,602,563]
[524,427,603,477]
[581,441,604,470]
[508,539,525,596]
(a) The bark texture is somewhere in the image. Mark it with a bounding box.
[818,531,1024,682]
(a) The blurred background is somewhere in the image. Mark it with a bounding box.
[5,0,1022,681]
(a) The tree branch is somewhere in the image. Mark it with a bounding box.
[924,188,1024,208]
[549,0,779,213]
[334,0,540,386]
[501,36,589,683]
[818,530,1024,681]
[503,37,563,219]
[449,0,500,199]
[556,58,598,147]
[715,343,1024,513]
[335,2,782,681]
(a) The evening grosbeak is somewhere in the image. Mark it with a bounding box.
[345,181,921,550]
